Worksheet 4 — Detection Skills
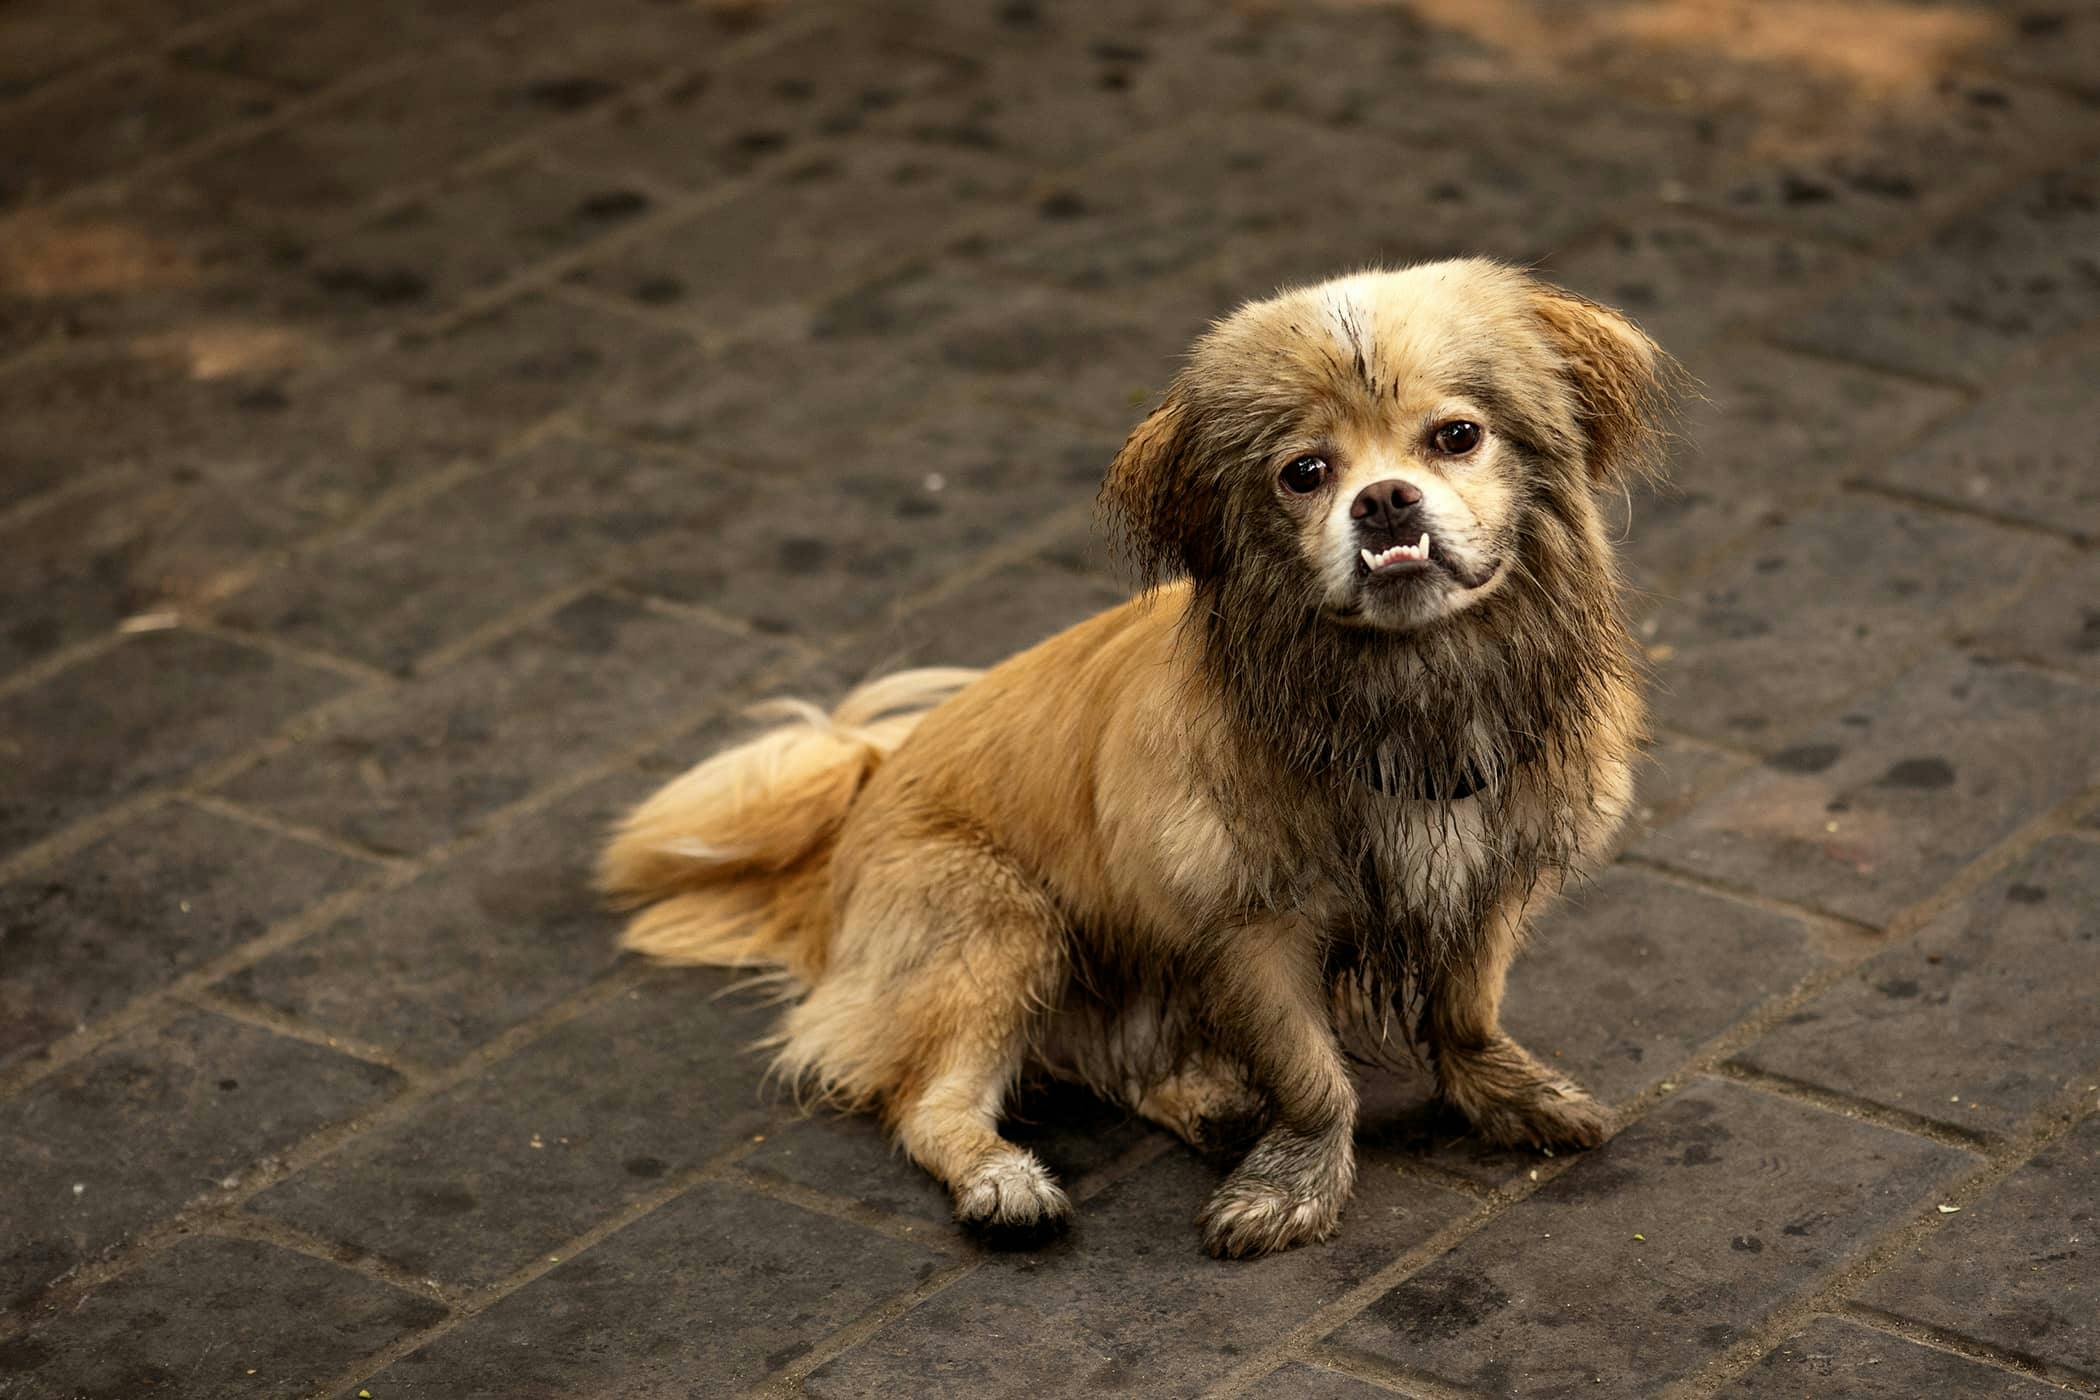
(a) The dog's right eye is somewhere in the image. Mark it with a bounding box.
[1279,455,1329,494]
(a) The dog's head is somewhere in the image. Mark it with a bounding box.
[1102,259,1678,633]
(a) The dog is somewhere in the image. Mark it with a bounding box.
[600,258,1678,1258]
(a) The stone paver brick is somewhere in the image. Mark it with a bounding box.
[805,1151,1470,1399]
[1541,212,1866,358]
[0,1235,447,1399]
[1638,652,2100,927]
[1611,344,1966,594]
[1856,1112,2100,1380]
[216,432,738,672]
[1738,837,2100,1140]
[0,2,135,99]
[0,345,250,512]
[0,468,300,678]
[198,291,696,523]
[814,534,1130,685]
[1858,336,2100,542]
[1781,164,2100,384]
[343,1181,946,1397]
[0,1012,401,1310]
[214,765,652,1067]
[1694,75,2094,250]
[0,61,274,209]
[1630,736,1751,840]
[0,800,375,1070]
[1644,498,2060,747]
[0,627,360,861]
[561,139,1031,337]
[171,41,618,222]
[1500,868,1830,1107]
[170,0,536,95]
[1331,1079,1966,1398]
[1248,1362,1404,1400]
[1970,551,2100,678]
[544,16,980,195]
[1723,1315,2070,1398]
[268,153,662,333]
[616,437,1119,645]
[211,592,785,858]
[245,969,780,1290]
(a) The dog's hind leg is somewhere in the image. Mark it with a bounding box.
[1192,921,1359,1258]
[783,840,1072,1240]
[1424,894,1611,1151]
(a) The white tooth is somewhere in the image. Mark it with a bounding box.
[1418,532,1431,555]
[1361,548,1378,568]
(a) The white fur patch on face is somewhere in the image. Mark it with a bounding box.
[1313,428,1504,627]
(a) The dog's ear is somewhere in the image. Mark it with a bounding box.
[1098,386,1214,583]
[1530,284,1683,488]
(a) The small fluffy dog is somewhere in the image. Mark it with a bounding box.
[602,258,1677,1257]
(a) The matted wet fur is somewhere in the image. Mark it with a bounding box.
[601,259,1681,1258]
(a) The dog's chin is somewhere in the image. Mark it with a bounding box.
[1323,556,1503,632]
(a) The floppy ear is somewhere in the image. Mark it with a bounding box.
[1097,387,1214,583]
[1530,285,1682,488]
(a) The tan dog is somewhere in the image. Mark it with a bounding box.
[601,258,1678,1257]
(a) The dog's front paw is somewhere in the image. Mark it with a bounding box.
[1198,1175,1343,1258]
[953,1150,1072,1245]
[1457,1076,1613,1152]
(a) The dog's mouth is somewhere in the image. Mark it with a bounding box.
[1355,533,1501,592]
[1358,534,1433,576]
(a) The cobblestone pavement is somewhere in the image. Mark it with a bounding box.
[2,1,2098,1396]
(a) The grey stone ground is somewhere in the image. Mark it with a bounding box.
[1,0,2097,1396]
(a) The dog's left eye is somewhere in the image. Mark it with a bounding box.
[1431,421,1482,456]
[1279,455,1329,493]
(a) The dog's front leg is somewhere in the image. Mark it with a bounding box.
[1194,922,1357,1258]
[1425,895,1611,1151]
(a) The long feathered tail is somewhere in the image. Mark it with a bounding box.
[597,667,981,983]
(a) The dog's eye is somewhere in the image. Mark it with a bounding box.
[1279,455,1329,494]
[1431,421,1482,456]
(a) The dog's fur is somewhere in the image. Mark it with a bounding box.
[601,259,1678,1257]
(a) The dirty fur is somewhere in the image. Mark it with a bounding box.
[601,259,1680,1257]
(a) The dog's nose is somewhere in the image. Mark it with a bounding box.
[1350,479,1424,529]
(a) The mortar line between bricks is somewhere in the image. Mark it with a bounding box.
[177,618,401,687]
[296,1141,764,1400]
[404,577,616,674]
[172,792,412,870]
[0,961,663,1344]
[0,0,303,119]
[1297,1345,1488,1399]
[0,865,415,1104]
[0,629,818,1103]
[1626,767,2100,949]
[199,1212,450,1307]
[1611,855,1883,942]
[741,1258,984,1400]
[1203,1195,1519,1398]
[1646,726,1765,766]
[1836,1301,2100,1396]
[1841,477,2098,549]
[1206,905,2064,1395]
[316,1138,770,1400]
[175,985,438,1086]
[1667,1091,2100,1398]
[1709,1062,1996,1155]
[597,583,819,648]
[0,461,137,536]
[32,47,442,223]
[718,1166,973,1258]
[0,628,129,703]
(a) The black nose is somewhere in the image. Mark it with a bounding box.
[1350,479,1424,530]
